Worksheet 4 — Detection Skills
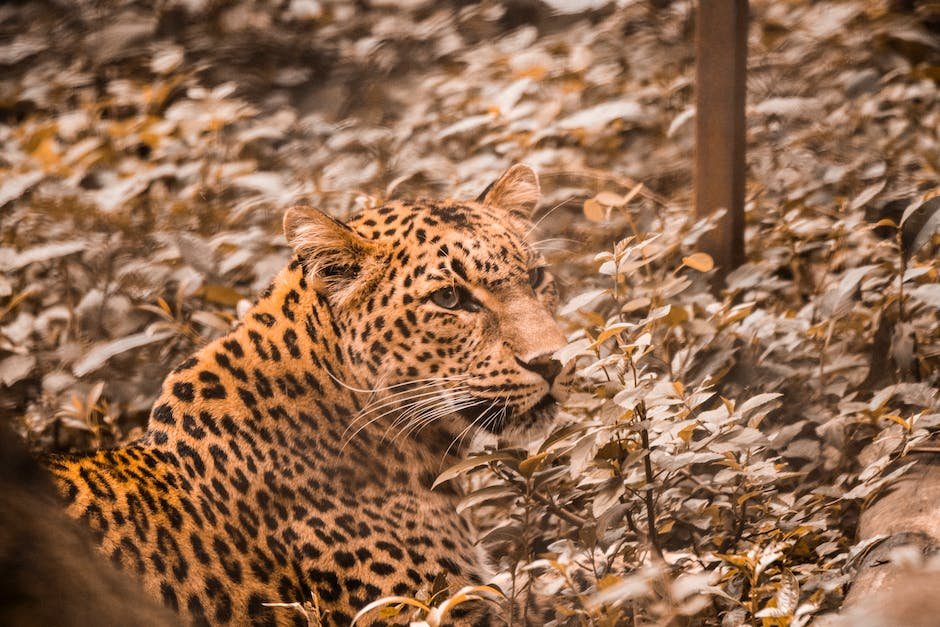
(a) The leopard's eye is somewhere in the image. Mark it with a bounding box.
[429,286,480,312]
[528,266,545,289]
[431,286,460,309]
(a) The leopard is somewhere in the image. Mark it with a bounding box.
[47,164,573,626]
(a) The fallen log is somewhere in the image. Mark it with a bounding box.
[815,452,940,627]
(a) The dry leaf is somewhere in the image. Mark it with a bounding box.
[583,198,605,222]
[682,252,715,272]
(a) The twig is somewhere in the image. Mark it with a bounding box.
[897,225,907,324]
[636,401,662,558]
[493,465,586,527]
[528,490,587,527]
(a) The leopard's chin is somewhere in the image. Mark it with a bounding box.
[507,393,558,433]
[458,393,558,437]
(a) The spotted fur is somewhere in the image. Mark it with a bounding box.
[48,165,571,626]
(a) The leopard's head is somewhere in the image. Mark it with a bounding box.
[283,165,572,441]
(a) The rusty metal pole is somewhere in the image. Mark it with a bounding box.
[694,0,748,284]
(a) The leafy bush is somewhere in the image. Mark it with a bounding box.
[0,0,938,625]
[435,191,938,625]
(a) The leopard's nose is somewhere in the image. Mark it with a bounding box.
[515,354,563,385]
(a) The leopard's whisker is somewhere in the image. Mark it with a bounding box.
[531,237,579,253]
[402,397,484,446]
[525,195,574,238]
[394,403,457,444]
[382,389,473,442]
[351,384,454,424]
[343,387,471,447]
[482,391,510,440]
[344,387,450,441]
[497,390,511,432]
[354,376,472,414]
[447,411,486,458]
[531,237,579,245]
[326,370,469,396]
[398,393,481,440]
[441,409,484,458]
[363,365,393,408]
[345,379,472,434]
[343,374,470,435]
[468,389,510,448]
[442,394,501,459]
[484,392,510,447]
[395,393,480,440]
[531,237,579,247]
[358,387,473,445]
[474,398,502,444]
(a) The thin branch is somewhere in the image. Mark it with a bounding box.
[636,401,662,559]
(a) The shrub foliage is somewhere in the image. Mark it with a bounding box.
[0,0,938,625]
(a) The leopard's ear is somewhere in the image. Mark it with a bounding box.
[283,206,373,291]
[478,164,540,219]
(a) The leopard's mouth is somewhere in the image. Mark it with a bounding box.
[457,393,558,435]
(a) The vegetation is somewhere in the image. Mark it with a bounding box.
[1,0,938,624]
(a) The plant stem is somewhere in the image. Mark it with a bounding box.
[897,226,907,324]
[493,466,586,527]
[636,401,662,558]
[528,491,587,527]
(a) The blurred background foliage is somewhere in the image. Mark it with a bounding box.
[0,0,939,624]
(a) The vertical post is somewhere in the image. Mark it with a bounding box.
[695,0,748,284]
